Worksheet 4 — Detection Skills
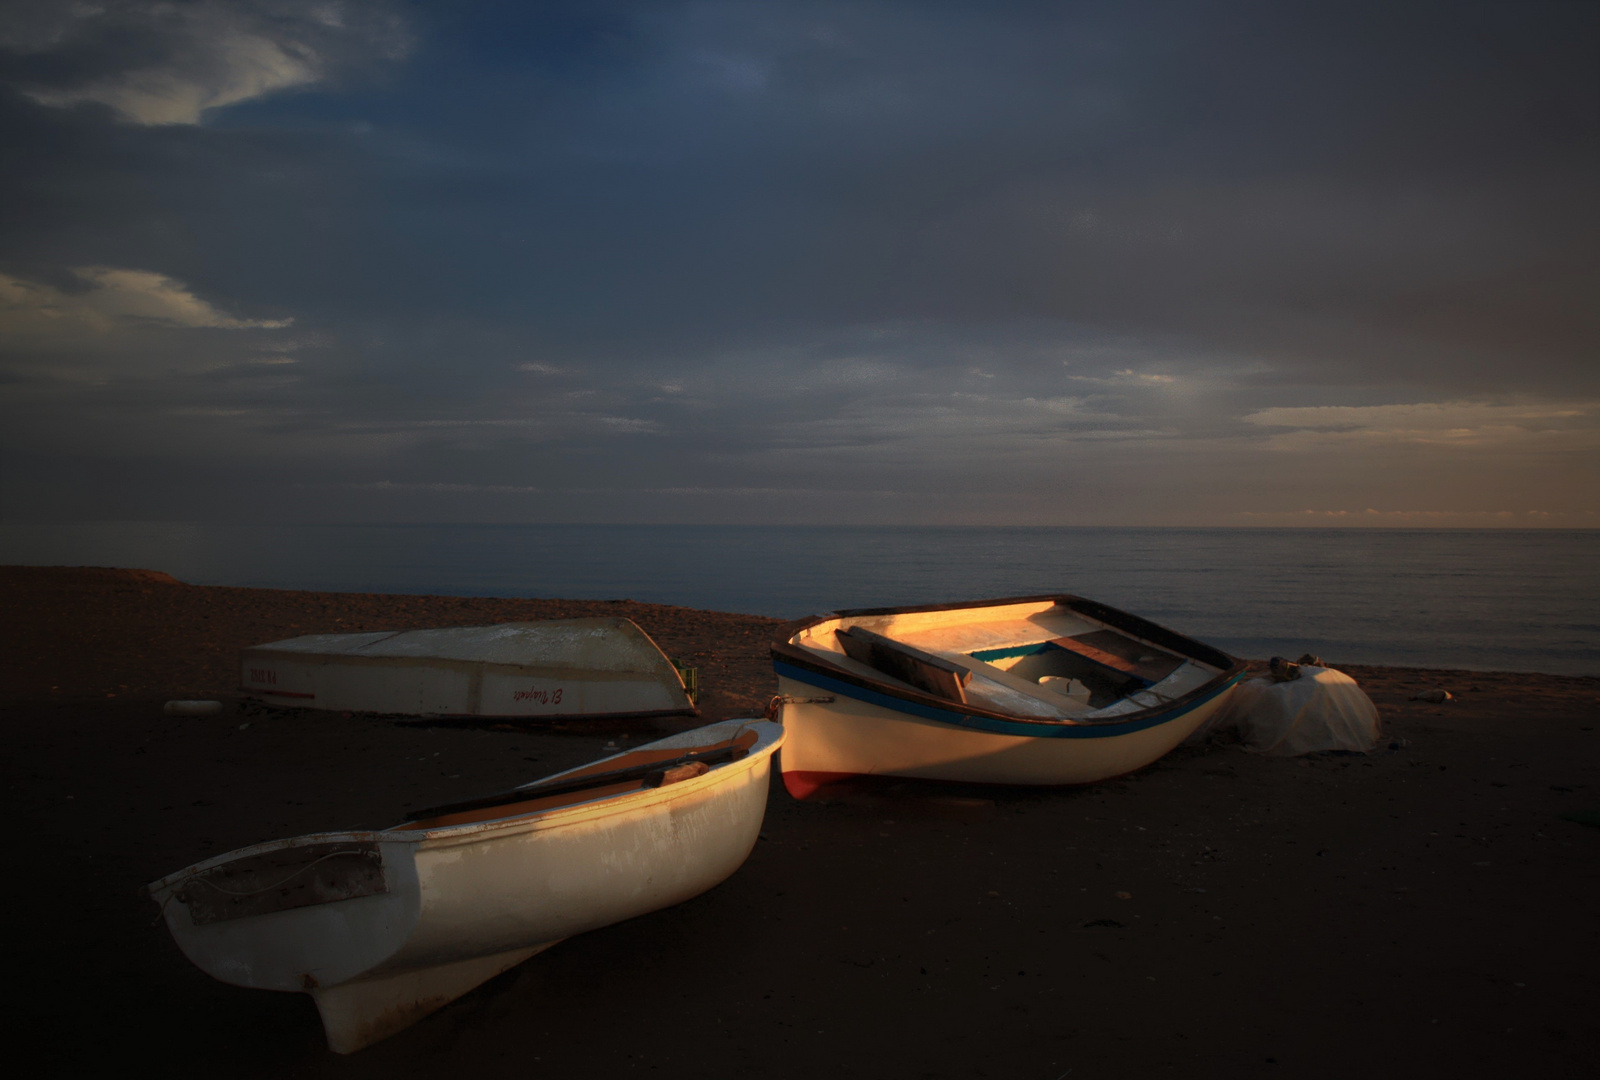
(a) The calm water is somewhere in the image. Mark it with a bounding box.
[3,523,1596,676]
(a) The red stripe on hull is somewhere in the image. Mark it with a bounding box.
[781,769,857,800]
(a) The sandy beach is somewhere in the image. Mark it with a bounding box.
[4,565,1596,1078]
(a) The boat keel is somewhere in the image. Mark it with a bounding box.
[780,770,857,800]
[310,940,563,1053]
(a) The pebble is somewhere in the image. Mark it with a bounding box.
[164,700,224,716]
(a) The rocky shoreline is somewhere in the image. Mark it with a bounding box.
[5,566,1596,1077]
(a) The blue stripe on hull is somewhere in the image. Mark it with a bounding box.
[773,660,1245,739]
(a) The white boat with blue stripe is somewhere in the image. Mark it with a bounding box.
[769,595,1247,798]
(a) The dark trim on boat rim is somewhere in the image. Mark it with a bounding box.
[769,594,1248,735]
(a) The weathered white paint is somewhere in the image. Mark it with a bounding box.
[148,719,782,1052]
[238,617,695,719]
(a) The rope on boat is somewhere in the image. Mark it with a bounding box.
[765,694,835,721]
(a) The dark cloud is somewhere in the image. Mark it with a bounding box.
[1,1,1596,524]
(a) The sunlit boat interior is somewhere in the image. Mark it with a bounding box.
[785,597,1233,721]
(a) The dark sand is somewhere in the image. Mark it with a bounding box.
[4,566,1597,1077]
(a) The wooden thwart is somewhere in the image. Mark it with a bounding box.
[1051,630,1185,685]
[836,626,971,703]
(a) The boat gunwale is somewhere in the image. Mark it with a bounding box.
[770,594,1248,735]
[247,616,673,667]
[145,720,783,895]
[240,615,699,717]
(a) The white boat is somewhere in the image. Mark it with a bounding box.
[769,595,1246,798]
[146,718,783,1053]
[238,617,696,720]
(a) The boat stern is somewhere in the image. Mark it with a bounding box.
[147,835,423,995]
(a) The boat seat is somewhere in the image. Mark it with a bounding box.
[835,626,972,703]
[1051,631,1185,685]
[935,651,1091,719]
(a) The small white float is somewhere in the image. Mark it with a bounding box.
[147,719,782,1052]
[238,617,696,720]
[163,700,223,716]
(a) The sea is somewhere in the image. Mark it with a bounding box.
[2,523,1596,677]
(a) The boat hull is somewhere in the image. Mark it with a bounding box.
[769,594,1247,798]
[148,720,781,1052]
[775,671,1234,797]
[239,618,697,720]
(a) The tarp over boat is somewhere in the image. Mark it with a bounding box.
[239,617,696,720]
[1187,665,1381,755]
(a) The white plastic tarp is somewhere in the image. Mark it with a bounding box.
[1190,666,1381,755]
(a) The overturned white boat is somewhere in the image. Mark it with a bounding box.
[770,595,1246,798]
[239,617,696,720]
[147,719,782,1052]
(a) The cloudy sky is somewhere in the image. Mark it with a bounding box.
[1,0,1595,526]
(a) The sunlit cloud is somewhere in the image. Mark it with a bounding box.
[75,267,293,329]
[0,268,292,334]
[1243,399,1598,449]
[405,418,544,428]
[653,486,914,498]
[4,0,411,125]
[1018,395,1090,415]
[599,416,662,434]
[819,357,898,385]
[1066,368,1178,386]
[1239,508,1600,524]
[28,32,321,125]
[255,334,328,353]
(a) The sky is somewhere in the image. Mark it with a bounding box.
[0,0,1596,527]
